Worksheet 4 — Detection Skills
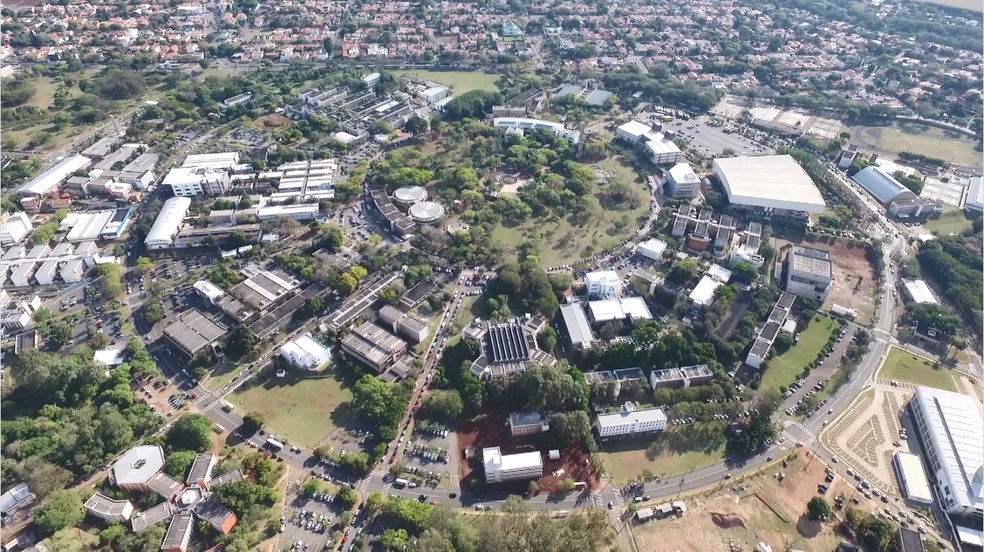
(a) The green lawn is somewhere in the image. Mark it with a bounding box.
[880,347,957,391]
[598,422,728,484]
[760,317,838,393]
[25,77,60,109]
[396,70,501,95]
[924,210,974,236]
[231,370,354,448]
[490,156,650,267]
[852,124,982,168]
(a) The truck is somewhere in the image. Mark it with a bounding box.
[393,478,409,488]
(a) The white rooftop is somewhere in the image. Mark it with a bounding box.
[894,451,933,504]
[712,155,826,213]
[902,279,939,305]
[912,386,984,513]
[112,445,165,487]
[668,162,699,184]
[707,264,733,283]
[279,333,332,371]
[690,275,723,306]
[588,299,624,322]
[93,347,126,366]
[584,270,621,285]
[19,155,92,196]
[596,405,666,431]
[636,238,667,260]
[619,297,652,320]
[482,447,542,472]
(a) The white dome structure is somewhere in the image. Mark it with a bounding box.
[393,186,428,205]
[408,201,445,223]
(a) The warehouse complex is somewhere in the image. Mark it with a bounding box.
[852,166,943,220]
[712,155,826,214]
[908,386,984,549]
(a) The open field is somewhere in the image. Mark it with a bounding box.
[850,124,983,168]
[24,77,61,109]
[880,347,956,392]
[761,317,838,393]
[924,210,975,236]
[231,370,354,448]
[598,422,728,484]
[916,0,983,11]
[396,70,501,94]
[634,450,849,552]
[802,235,879,325]
[491,156,650,266]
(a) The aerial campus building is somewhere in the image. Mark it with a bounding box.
[615,120,683,165]
[492,117,582,144]
[145,197,193,249]
[784,246,834,302]
[482,447,543,484]
[465,317,555,380]
[712,155,825,214]
[908,386,983,549]
[596,402,667,439]
[964,176,983,214]
[279,333,332,371]
[852,166,943,220]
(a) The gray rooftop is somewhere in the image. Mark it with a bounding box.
[209,469,244,489]
[559,303,595,347]
[130,501,173,533]
[163,309,228,357]
[146,472,184,499]
[509,412,544,428]
[161,514,194,550]
[185,453,215,486]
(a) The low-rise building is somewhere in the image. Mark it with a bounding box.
[635,238,668,262]
[596,402,667,438]
[145,197,193,249]
[84,493,134,522]
[584,270,622,299]
[483,447,543,484]
[162,309,228,358]
[614,120,682,165]
[509,412,549,437]
[110,445,167,493]
[785,246,833,302]
[901,279,940,305]
[558,302,595,351]
[0,212,33,246]
[340,321,408,373]
[466,317,555,380]
[665,162,700,199]
[161,513,194,552]
[0,483,36,521]
[377,305,430,343]
[745,293,795,369]
[279,333,332,371]
[650,364,714,389]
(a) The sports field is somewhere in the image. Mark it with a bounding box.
[850,124,982,168]
[760,317,838,393]
[231,370,353,447]
[396,70,501,94]
[924,210,974,236]
[880,347,956,392]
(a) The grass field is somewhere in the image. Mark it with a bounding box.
[851,124,982,168]
[396,70,501,94]
[25,77,60,109]
[924,210,974,236]
[916,0,982,11]
[598,422,728,484]
[880,347,957,391]
[490,156,650,266]
[760,317,838,393]
[231,370,353,447]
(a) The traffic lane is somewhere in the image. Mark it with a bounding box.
[383,486,591,512]
[639,446,782,499]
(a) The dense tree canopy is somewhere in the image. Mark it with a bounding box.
[167,414,213,452]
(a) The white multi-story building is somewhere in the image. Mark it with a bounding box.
[614,120,682,165]
[482,447,543,484]
[584,270,622,299]
[784,246,833,302]
[908,386,983,548]
[596,402,667,438]
[163,167,232,197]
[0,212,33,246]
[665,162,700,198]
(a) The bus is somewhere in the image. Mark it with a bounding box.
[265,437,284,453]
[659,114,674,122]
[393,478,409,488]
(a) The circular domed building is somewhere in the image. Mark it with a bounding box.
[408,201,445,223]
[393,185,428,206]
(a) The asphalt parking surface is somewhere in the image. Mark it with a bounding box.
[660,115,775,157]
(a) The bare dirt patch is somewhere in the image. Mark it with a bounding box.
[801,235,879,324]
[634,450,851,552]
[253,114,291,129]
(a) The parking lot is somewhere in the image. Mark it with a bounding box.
[655,114,776,158]
[281,476,346,552]
[781,324,858,421]
[399,420,454,489]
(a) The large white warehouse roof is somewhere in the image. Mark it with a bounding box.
[712,155,826,213]
[911,386,983,515]
[145,197,192,247]
[19,155,92,196]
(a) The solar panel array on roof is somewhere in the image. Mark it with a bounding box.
[485,323,530,364]
[613,368,645,381]
[760,321,780,342]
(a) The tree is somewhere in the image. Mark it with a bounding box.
[527,481,540,495]
[668,258,699,286]
[537,327,558,352]
[302,480,321,498]
[163,450,197,479]
[420,389,465,420]
[210,480,277,517]
[555,477,576,493]
[774,332,794,354]
[15,457,72,499]
[34,490,84,535]
[547,411,591,446]
[335,486,358,509]
[731,261,758,284]
[807,497,832,521]
[381,528,411,551]
[404,116,428,135]
[242,411,265,432]
[168,414,213,452]
[226,324,255,359]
